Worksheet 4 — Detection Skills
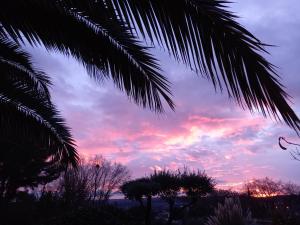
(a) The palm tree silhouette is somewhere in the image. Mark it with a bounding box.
[1,0,299,166]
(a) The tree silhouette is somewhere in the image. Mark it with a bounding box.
[124,169,215,225]
[121,177,160,225]
[58,160,90,207]
[58,156,130,206]
[150,169,215,225]
[244,177,282,198]
[86,156,130,202]
[150,170,181,225]
[0,141,62,202]
[181,169,215,208]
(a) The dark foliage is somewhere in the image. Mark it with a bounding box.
[122,169,215,225]
[58,167,90,207]
[0,201,143,225]
[0,35,77,201]
[0,141,63,201]
[181,169,215,203]
[1,188,300,225]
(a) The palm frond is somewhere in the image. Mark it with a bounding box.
[1,0,298,132]
[0,37,78,167]
[108,0,300,132]
[0,0,174,112]
[0,98,78,167]
[0,36,51,100]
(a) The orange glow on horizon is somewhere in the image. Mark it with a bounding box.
[251,188,279,198]
[252,193,278,198]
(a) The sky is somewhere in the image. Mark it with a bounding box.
[28,0,300,190]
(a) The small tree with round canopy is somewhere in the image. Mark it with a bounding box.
[181,169,215,207]
[150,170,181,225]
[121,177,159,225]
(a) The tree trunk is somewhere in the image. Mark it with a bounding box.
[167,201,175,225]
[182,206,189,225]
[145,195,152,225]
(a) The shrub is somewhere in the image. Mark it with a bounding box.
[205,198,256,225]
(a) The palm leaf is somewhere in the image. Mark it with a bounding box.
[0,0,174,112]
[108,0,300,132]
[0,99,78,167]
[0,37,78,166]
[0,36,51,100]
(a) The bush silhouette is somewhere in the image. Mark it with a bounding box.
[205,198,256,225]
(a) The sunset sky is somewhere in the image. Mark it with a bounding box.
[28,0,300,190]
